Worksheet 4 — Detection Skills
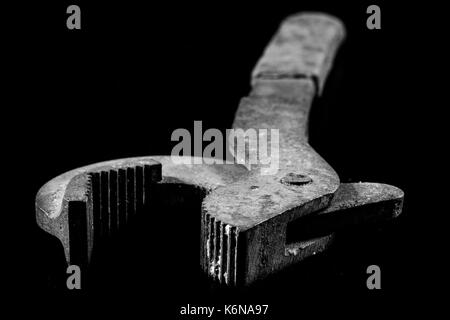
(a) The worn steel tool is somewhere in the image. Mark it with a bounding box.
[36,13,404,287]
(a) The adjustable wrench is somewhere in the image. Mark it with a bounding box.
[36,13,404,287]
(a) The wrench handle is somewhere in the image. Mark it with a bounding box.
[251,13,345,98]
[232,14,345,142]
[230,13,345,175]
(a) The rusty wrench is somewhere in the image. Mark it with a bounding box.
[36,13,404,287]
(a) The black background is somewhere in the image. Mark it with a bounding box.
[6,0,441,316]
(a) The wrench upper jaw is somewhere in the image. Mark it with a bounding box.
[35,156,248,267]
[201,179,405,286]
[200,169,339,286]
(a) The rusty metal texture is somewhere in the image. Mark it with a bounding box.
[35,13,404,287]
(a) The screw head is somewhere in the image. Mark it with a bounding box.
[280,173,312,186]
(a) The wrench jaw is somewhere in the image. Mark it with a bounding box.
[201,180,335,286]
[35,156,247,282]
[201,182,404,287]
